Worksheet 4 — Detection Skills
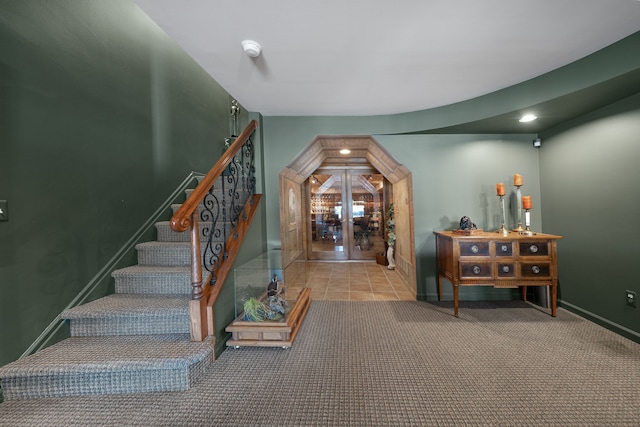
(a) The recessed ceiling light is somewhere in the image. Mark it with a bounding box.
[519,114,537,123]
[339,149,351,155]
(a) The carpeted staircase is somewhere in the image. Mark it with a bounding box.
[0,179,240,400]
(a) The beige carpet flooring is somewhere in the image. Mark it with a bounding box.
[1,299,639,426]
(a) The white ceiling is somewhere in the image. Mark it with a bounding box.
[134,0,640,117]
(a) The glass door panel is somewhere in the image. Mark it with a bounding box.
[349,173,384,260]
[308,171,384,260]
[308,174,348,260]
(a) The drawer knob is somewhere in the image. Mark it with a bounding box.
[529,244,539,253]
[501,265,510,273]
[500,244,509,253]
[472,265,481,274]
[470,245,479,254]
[531,265,541,274]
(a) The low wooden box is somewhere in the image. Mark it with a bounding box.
[226,288,311,348]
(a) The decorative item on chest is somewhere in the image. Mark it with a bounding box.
[453,215,482,235]
[493,173,537,236]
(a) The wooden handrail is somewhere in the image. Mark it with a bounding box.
[170,119,258,233]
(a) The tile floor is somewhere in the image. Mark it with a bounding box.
[291,261,415,301]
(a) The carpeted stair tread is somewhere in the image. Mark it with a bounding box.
[112,265,192,295]
[0,334,210,374]
[0,334,213,399]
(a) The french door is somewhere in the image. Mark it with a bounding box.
[308,169,384,260]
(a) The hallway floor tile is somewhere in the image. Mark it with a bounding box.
[289,261,415,301]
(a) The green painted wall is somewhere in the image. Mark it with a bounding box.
[0,1,266,365]
[539,93,640,341]
[377,134,539,301]
[2,1,638,367]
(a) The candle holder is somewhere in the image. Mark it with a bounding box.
[519,208,536,236]
[496,195,508,236]
[512,185,524,232]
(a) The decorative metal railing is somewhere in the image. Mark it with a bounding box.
[201,134,256,282]
[170,119,259,340]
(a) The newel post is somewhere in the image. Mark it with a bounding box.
[189,211,207,340]
[190,211,203,300]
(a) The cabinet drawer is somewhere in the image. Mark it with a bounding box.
[519,241,549,256]
[459,241,490,257]
[460,261,493,279]
[496,262,516,278]
[520,262,551,279]
[495,241,514,257]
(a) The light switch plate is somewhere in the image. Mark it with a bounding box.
[0,200,8,221]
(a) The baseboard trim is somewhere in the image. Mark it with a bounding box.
[20,172,205,359]
[559,299,640,343]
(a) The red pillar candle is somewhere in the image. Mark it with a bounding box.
[522,195,532,210]
[496,183,506,196]
[514,174,523,187]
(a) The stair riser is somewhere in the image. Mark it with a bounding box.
[156,221,234,243]
[137,246,190,266]
[184,185,252,199]
[113,272,191,295]
[173,193,251,214]
[136,244,228,268]
[68,315,190,337]
[1,356,210,400]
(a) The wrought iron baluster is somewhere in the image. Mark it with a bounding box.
[201,185,223,284]
[200,134,256,284]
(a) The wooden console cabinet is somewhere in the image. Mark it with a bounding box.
[434,231,562,317]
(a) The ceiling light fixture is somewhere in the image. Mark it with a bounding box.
[519,114,537,123]
[241,40,262,58]
[339,149,351,155]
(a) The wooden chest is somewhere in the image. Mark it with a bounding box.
[434,231,561,317]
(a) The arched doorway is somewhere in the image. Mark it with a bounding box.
[279,135,417,291]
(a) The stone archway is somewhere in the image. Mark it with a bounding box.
[279,135,417,293]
